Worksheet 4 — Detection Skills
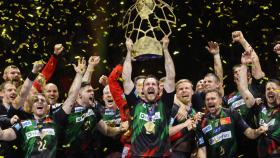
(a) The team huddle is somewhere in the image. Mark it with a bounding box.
[0,31,280,158]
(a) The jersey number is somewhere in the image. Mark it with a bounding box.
[38,140,47,151]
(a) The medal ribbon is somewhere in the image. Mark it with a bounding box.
[147,103,156,121]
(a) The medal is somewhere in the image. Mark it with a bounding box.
[144,103,156,134]
[144,121,155,134]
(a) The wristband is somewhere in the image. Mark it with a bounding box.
[27,72,37,81]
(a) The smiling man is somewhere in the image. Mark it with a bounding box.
[0,58,86,158]
[197,89,267,158]
[122,35,175,157]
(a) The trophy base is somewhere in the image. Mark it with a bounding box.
[135,54,162,61]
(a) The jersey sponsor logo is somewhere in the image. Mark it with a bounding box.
[76,109,95,122]
[209,131,232,145]
[220,117,231,125]
[104,109,115,116]
[231,99,245,109]
[26,130,40,140]
[44,117,53,124]
[202,125,212,134]
[25,128,55,140]
[74,107,85,113]
[139,112,149,121]
[198,137,205,145]
[139,112,161,122]
[213,126,222,134]
[22,120,32,128]
[42,128,55,136]
[227,95,241,104]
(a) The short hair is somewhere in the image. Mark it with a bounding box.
[3,65,20,79]
[232,64,251,73]
[134,75,146,85]
[0,81,15,92]
[232,64,242,72]
[204,73,220,83]
[159,77,166,83]
[204,89,222,99]
[31,93,46,103]
[143,75,159,86]
[266,79,280,87]
[175,79,193,90]
[3,65,20,75]
[81,82,91,88]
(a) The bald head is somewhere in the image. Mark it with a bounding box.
[44,83,59,105]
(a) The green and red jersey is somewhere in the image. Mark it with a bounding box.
[125,88,174,157]
[11,108,67,158]
[255,104,280,158]
[102,107,121,127]
[169,104,197,157]
[61,104,102,155]
[198,108,249,158]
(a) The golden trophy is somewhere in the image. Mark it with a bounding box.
[122,0,176,60]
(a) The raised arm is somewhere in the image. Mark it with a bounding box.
[232,31,265,79]
[122,38,134,95]
[62,58,86,114]
[0,128,17,141]
[237,64,255,108]
[232,31,251,52]
[205,41,224,95]
[162,36,175,93]
[108,64,128,121]
[82,56,100,83]
[251,49,265,79]
[33,44,63,92]
[13,62,44,109]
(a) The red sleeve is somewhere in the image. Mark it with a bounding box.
[33,55,58,92]
[170,131,184,142]
[108,64,128,121]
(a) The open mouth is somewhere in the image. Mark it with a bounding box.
[37,106,43,110]
[267,92,275,99]
[12,78,20,82]
[182,95,189,99]
[49,96,55,99]
[10,95,16,100]
[208,104,215,109]
[107,99,114,103]
[147,87,155,94]
[89,96,94,101]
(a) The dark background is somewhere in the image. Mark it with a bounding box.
[0,0,279,100]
